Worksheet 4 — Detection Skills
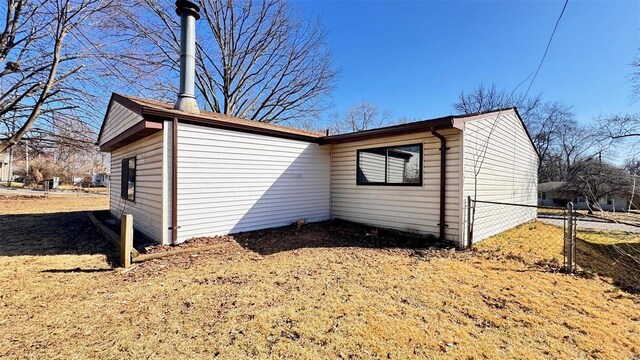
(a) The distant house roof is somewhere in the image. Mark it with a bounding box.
[538,181,567,192]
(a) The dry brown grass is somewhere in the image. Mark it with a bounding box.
[0,197,638,359]
[0,194,108,215]
[474,221,565,266]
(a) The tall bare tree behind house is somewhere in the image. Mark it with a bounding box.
[119,0,338,124]
[329,102,392,135]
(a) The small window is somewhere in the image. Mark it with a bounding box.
[357,144,422,186]
[577,196,586,204]
[607,196,613,206]
[121,156,136,201]
[542,192,547,200]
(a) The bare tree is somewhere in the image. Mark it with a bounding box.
[526,101,573,166]
[453,83,541,120]
[453,84,597,182]
[602,113,640,140]
[631,51,640,103]
[557,119,596,170]
[566,159,633,212]
[118,0,337,124]
[0,0,117,153]
[624,157,640,176]
[329,102,391,135]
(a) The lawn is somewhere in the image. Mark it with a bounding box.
[0,196,638,359]
[475,220,640,292]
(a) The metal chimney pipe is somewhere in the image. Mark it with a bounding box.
[174,0,200,114]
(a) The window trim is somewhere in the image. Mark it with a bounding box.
[121,156,136,202]
[356,143,423,186]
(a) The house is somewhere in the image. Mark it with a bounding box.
[538,181,629,211]
[96,0,539,247]
[92,172,109,187]
[97,95,538,247]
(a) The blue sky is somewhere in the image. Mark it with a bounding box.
[296,0,639,123]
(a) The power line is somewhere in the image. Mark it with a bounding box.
[523,0,569,98]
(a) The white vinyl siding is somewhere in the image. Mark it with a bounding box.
[109,133,164,243]
[174,123,330,243]
[99,101,143,146]
[461,110,539,243]
[330,129,462,242]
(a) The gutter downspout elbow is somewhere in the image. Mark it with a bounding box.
[430,127,447,241]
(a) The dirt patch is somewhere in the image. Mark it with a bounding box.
[231,219,447,255]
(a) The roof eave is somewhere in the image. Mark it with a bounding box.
[141,107,323,143]
[319,118,455,145]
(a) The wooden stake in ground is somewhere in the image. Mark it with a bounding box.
[120,214,133,268]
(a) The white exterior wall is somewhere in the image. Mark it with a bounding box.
[330,129,462,243]
[100,102,143,145]
[461,111,539,244]
[110,133,165,243]
[174,123,330,243]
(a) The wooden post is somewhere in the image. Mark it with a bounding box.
[120,214,133,268]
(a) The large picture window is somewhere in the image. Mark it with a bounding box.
[121,157,136,201]
[357,144,422,185]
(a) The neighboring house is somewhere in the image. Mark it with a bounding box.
[537,181,629,211]
[73,176,85,186]
[0,152,9,182]
[92,172,109,187]
[96,0,538,247]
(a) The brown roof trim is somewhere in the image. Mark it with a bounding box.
[319,117,455,145]
[142,107,322,143]
[99,120,163,152]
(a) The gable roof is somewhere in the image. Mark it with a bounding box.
[320,107,536,149]
[97,93,325,147]
[97,94,539,158]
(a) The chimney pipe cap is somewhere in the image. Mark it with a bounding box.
[176,0,201,20]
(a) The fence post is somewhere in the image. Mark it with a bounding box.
[467,196,473,249]
[120,214,133,268]
[564,203,575,272]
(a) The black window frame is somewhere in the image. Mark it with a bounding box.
[121,156,136,202]
[356,143,423,186]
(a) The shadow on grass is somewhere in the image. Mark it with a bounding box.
[576,238,640,294]
[41,268,112,273]
[0,211,118,265]
[231,219,445,256]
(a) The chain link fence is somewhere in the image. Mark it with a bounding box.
[468,199,640,293]
[573,212,640,293]
[469,199,569,270]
